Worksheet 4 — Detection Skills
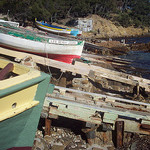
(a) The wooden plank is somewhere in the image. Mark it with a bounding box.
[45,97,150,135]
[49,88,150,115]
[82,54,132,67]
[82,53,132,63]
[0,47,89,76]
[1,47,150,91]
[75,61,150,91]
[75,61,150,84]
[54,86,150,107]
[81,56,130,67]
[45,97,150,134]
[89,70,138,86]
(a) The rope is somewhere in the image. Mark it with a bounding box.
[43,41,64,83]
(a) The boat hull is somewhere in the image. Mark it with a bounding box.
[36,21,71,35]
[0,33,84,64]
[0,59,53,149]
[0,109,37,150]
[35,20,82,37]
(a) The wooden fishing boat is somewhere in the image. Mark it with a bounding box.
[0,19,19,27]
[35,18,82,37]
[0,58,54,150]
[0,23,84,64]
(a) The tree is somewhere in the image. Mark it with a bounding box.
[0,0,149,27]
[129,0,150,27]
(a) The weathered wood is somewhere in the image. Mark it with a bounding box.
[54,86,150,108]
[82,53,131,65]
[115,121,124,148]
[89,70,138,86]
[44,95,150,135]
[75,61,150,92]
[75,61,150,84]
[0,63,14,80]
[45,118,52,136]
[1,47,150,91]
[0,47,89,75]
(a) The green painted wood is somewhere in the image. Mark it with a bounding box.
[0,109,34,150]
[0,72,52,149]
[47,84,55,94]
[14,72,51,147]
[0,75,46,98]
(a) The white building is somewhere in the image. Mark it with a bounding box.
[75,19,93,32]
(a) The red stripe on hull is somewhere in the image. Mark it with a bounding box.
[0,45,80,64]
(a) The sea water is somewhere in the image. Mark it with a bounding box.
[119,36,150,79]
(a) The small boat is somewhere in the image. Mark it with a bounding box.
[35,18,82,37]
[0,19,19,27]
[0,58,54,149]
[0,23,84,64]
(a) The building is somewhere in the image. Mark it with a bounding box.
[75,18,93,32]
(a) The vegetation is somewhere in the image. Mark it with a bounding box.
[0,0,150,27]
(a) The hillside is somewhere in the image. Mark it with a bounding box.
[82,15,149,39]
[52,15,149,39]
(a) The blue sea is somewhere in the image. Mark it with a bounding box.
[119,37,150,79]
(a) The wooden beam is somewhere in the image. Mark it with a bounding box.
[75,61,150,84]
[89,70,138,86]
[54,86,150,107]
[75,61,150,92]
[45,118,52,136]
[0,47,89,76]
[115,121,124,148]
[1,47,150,91]
[45,96,150,135]
[82,53,131,65]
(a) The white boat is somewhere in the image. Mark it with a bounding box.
[0,19,19,27]
[35,19,82,37]
[0,24,84,64]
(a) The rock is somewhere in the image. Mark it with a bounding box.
[107,146,115,150]
[33,124,116,150]
[33,136,50,150]
[87,144,107,150]
[51,145,66,150]
[130,42,150,51]
[72,77,93,92]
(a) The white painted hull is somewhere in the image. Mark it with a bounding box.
[0,19,19,28]
[35,20,82,36]
[0,33,84,63]
[36,23,71,34]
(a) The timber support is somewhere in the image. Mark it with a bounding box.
[115,121,124,148]
[45,118,52,136]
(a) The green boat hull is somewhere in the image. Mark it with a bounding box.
[0,59,53,149]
